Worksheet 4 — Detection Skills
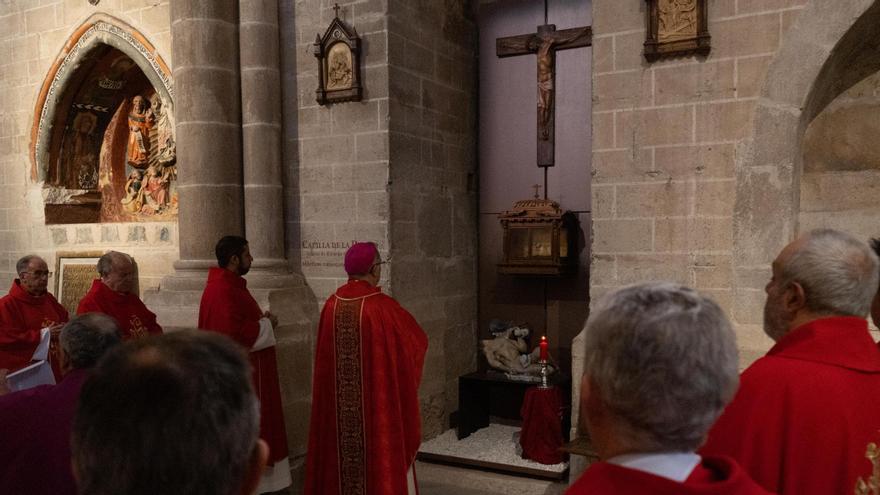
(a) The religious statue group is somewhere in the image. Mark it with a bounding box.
[121,93,177,216]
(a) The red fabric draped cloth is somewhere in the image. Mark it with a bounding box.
[77,279,162,339]
[566,456,773,494]
[0,369,90,495]
[0,280,68,377]
[519,386,564,464]
[305,280,428,495]
[702,316,880,495]
[198,267,288,465]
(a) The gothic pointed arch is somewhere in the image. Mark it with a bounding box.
[30,13,176,223]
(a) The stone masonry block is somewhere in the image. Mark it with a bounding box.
[417,196,452,257]
[592,219,653,253]
[299,135,355,165]
[591,254,616,284]
[241,69,282,125]
[355,191,389,222]
[0,13,23,40]
[709,0,736,18]
[695,100,756,142]
[655,144,736,179]
[171,0,238,24]
[616,181,692,218]
[800,171,880,212]
[333,162,389,193]
[593,36,613,73]
[403,39,433,77]
[737,0,808,14]
[363,64,389,100]
[171,19,238,70]
[736,56,773,98]
[591,184,615,219]
[591,149,653,184]
[140,3,172,37]
[75,227,93,244]
[301,193,357,222]
[617,106,693,147]
[694,179,735,216]
[593,112,615,150]
[176,68,241,122]
[733,288,765,325]
[654,60,736,106]
[710,13,780,59]
[736,266,771,290]
[693,254,733,289]
[613,31,648,72]
[616,253,691,285]
[593,0,644,34]
[25,5,56,34]
[331,100,381,134]
[594,71,652,111]
[389,65,422,107]
[176,124,242,185]
[655,216,733,252]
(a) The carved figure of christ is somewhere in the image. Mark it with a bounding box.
[497,24,591,167]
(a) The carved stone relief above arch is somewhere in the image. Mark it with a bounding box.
[30,14,176,224]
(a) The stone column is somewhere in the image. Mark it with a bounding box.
[171,0,244,270]
[240,0,287,272]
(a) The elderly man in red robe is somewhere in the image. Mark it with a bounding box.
[305,242,428,495]
[0,255,68,377]
[0,313,120,495]
[77,251,162,339]
[567,282,770,495]
[702,228,880,494]
[198,235,290,494]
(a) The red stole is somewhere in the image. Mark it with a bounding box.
[198,267,288,464]
[566,456,772,494]
[76,279,161,339]
[0,280,68,376]
[305,280,428,495]
[702,316,880,495]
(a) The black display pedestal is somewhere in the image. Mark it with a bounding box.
[456,370,570,440]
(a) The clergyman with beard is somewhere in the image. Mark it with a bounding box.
[198,235,291,493]
[702,228,880,495]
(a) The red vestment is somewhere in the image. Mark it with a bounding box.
[198,267,289,465]
[76,279,162,339]
[0,280,68,377]
[702,316,880,495]
[0,368,89,495]
[305,280,428,495]
[566,456,772,494]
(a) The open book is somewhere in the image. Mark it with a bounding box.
[6,328,55,391]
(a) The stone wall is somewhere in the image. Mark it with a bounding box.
[0,1,175,293]
[285,0,478,441]
[386,0,478,439]
[589,0,808,365]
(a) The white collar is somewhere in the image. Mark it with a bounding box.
[606,451,701,482]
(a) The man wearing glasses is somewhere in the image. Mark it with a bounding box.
[0,255,68,378]
[305,242,428,495]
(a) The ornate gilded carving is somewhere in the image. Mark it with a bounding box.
[644,0,710,62]
[855,441,880,495]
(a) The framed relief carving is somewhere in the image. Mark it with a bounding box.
[314,5,363,105]
[55,252,102,316]
[644,0,710,62]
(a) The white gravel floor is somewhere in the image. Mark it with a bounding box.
[419,424,569,474]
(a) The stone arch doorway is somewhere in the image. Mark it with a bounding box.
[30,14,177,224]
[732,0,880,325]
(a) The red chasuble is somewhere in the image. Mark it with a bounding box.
[198,267,289,465]
[702,316,880,495]
[304,280,428,495]
[566,456,773,494]
[0,280,68,376]
[77,279,162,339]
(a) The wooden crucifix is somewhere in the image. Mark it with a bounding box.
[497,24,591,168]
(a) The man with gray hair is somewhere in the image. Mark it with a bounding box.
[0,313,120,495]
[703,228,880,495]
[77,250,162,339]
[0,254,68,377]
[567,282,769,494]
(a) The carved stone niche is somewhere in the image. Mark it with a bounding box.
[313,12,363,105]
[644,0,710,62]
[498,198,578,276]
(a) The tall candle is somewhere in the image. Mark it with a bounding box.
[540,335,548,361]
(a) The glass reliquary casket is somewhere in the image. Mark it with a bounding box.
[498,197,578,276]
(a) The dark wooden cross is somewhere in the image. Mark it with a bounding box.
[332,3,341,18]
[497,24,591,168]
